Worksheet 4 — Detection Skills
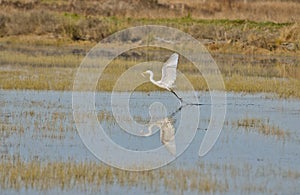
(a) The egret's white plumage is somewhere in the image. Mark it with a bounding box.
[143,53,178,90]
[142,53,182,102]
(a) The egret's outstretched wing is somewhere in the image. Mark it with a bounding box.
[160,53,179,88]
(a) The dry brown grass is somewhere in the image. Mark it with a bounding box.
[225,75,300,98]
[0,66,75,91]
[180,1,300,23]
[231,117,290,139]
[1,0,299,23]
[0,158,298,193]
[0,48,299,98]
[0,159,229,193]
[0,1,300,53]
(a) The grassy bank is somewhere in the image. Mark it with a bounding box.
[0,49,299,98]
[0,0,300,55]
[0,15,299,54]
[0,1,299,98]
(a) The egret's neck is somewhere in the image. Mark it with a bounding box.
[147,71,155,83]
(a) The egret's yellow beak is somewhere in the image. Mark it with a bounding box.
[141,72,146,77]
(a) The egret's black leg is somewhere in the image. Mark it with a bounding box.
[170,90,205,105]
[170,90,183,103]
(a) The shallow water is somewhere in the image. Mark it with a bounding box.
[0,90,299,194]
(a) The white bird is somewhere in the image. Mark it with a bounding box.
[142,53,183,103]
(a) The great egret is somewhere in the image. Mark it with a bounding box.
[142,53,183,103]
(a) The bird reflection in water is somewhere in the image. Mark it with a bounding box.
[142,117,176,155]
[140,103,184,155]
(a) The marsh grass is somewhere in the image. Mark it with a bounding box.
[0,7,300,54]
[232,118,290,139]
[0,158,298,193]
[0,101,75,142]
[0,66,75,91]
[97,111,114,122]
[0,50,82,68]
[225,75,300,98]
[1,0,300,23]
[0,159,229,193]
[0,123,24,136]
[1,50,299,98]
[1,3,299,82]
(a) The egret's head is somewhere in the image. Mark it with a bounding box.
[141,70,152,77]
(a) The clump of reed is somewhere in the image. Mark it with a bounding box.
[232,118,290,139]
[225,75,300,98]
[97,111,114,122]
[0,159,229,193]
[1,158,299,193]
[0,101,76,141]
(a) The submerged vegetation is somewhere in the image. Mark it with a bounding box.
[231,118,290,139]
